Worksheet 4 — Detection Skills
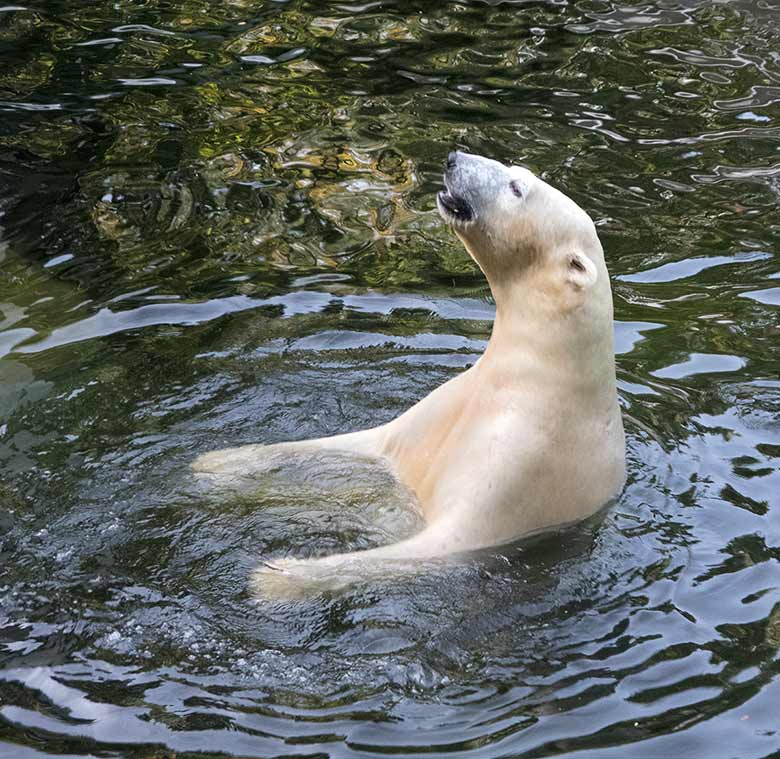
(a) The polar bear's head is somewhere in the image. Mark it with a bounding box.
[437,151,608,312]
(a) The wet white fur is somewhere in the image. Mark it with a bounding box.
[193,153,625,595]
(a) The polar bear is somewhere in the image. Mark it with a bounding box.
[193,151,625,593]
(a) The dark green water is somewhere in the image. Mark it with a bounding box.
[1,0,780,756]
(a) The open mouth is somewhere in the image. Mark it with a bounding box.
[437,187,474,223]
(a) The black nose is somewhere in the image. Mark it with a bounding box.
[446,151,458,170]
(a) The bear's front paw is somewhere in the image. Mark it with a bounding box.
[191,444,273,477]
[250,556,347,600]
[191,450,232,475]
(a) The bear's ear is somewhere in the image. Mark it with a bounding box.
[565,250,598,290]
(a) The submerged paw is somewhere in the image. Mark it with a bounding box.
[192,448,243,475]
[191,445,279,477]
[250,557,349,600]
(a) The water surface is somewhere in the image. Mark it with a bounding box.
[1,1,780,757]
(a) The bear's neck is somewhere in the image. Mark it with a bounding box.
[480,284,619,410]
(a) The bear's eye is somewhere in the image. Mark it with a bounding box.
[509,180,524,198]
